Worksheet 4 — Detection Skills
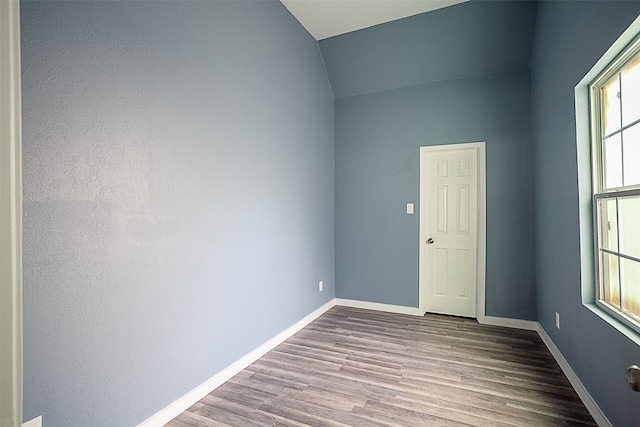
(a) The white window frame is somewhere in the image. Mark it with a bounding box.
[590,34,640,334]
[0,0,23,425]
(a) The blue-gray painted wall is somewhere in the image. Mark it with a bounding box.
[325,1,537,319]
[21,0,640,426]
[320,0,537,99]
[531,1,640,425]
[334,72,536,318]
[20,2,334,426]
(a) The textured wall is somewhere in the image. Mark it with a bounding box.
[531,1,640,425]
[334,71,536,319]
[20,2,334,426]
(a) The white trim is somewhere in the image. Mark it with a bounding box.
[342,299,610,426]
[535,323,612,427]
[337,301,611,427]
[575,15,640,332]
[478,316,537,331]
[335,299,610,427]
[22,416,42,427]
[139,299,611,427]
[418,142,486,319]
[335,298,423,316]
[0,1,23,426]
[417,142,484,152]
[347,299,610,426]
[137,300,335,427]
[477,144,487,319]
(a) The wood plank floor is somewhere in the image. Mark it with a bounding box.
[166,306,597,426]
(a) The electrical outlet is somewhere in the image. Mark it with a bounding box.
[319,280,323,292]
[556,312,560,329]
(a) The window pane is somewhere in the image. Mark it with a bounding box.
[622,123,640,187]
[619,194,640,260]
[621,258,640,319]
[602,75,622,136]
[599,198,618,251]
[601,252,621,308]
[603,133,623,189]
[621,56,640,127]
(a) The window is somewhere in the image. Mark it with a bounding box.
[591,37,640,332]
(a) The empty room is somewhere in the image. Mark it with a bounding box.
[2,0,640,426]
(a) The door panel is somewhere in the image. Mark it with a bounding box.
[420,147,478,317]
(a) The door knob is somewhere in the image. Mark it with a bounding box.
[627,365,640,391]
[426,238,434,244]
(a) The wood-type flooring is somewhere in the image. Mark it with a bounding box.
[166,306,597,426]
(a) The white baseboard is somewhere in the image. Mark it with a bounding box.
[335,298,423,316]
[23,416,42,427]
[137,298,610,427]
[137,300,336,427]
[479,315,538,331]
[535,323,612,427]
[479,316,610,426]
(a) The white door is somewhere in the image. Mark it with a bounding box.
[419,145,479,318]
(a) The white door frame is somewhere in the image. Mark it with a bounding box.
[418,142,486,320]
[1,0,23,426]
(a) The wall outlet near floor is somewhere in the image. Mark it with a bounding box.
[556,312,560,329]
[319,280,323,292]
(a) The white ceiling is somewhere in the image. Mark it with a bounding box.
[280,0,469,40]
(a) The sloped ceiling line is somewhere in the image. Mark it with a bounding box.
[280,0,469,40]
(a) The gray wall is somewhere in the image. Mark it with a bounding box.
[531,1,640,425]
[320,0,537,98]
[23,0,640,425]
[20,2,334,426]
[326,0,537,319]
[334,72,536,318]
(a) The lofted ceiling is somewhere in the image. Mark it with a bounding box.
[316,0,538,98]
[279,0,469,40]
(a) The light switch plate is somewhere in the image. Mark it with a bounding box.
[406,203,414,214]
